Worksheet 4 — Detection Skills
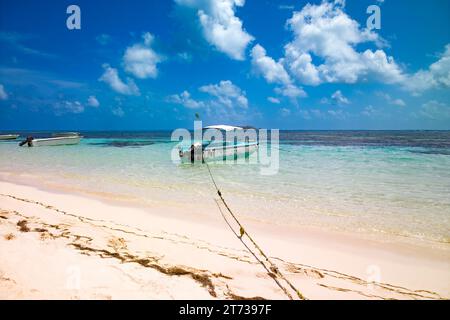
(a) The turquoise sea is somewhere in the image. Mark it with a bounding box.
[0,131,449,245]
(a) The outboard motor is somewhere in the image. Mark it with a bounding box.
[19,136,33,147]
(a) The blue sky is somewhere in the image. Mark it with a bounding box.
[0,0,449,130]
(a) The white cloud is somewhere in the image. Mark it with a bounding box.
[268,97,280,104]
[175,0,254,60]
[331,90,350,105]
[123,32,162,79]
[419,100,450,120]
[99,64,140,95]
[0,84,8,100]
[177,52,193,62]
[167,90,205,109]
[321,90,350,105]
[391,98,406,107]
[274,84,306,99]
[377,92,405,106]
[250,44,305,99]
[405,44,450,94]
[284,0,404,85]
[168,80,248,111]
[199,80,248,108]
[251,44,291,85]
[112,106,125,117]
[87,95,100,107]
[54,100,84,114]
[284,46,321,85]
[362,105,376,117]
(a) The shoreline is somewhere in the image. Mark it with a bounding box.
[1,169,448,251]
[0,179,449,299]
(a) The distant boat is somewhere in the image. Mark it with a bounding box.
[179,125,259,163]
[19,135,82,147]
[0,134,20,140]
[52,132,81,137]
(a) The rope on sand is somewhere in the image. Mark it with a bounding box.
[204,161,306,300]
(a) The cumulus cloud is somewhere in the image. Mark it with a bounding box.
[284,0,404,85]
[251,44,291,85]
[87,95,100,107]
[404,44,450,94]
[99,64,140,95]
[321,90,350,105]
[199,80,248,108]
[123,32,162,79]
[53,100,84,114]
[268,97,280,104]
[175,0,254,60]
[167,90,205,109]
[274,84,306,99]
[331,90,350,105]
[250,44,305,99]
[283,46,321,85]
[168,80,248,111]
[112,106,125,117]
[0,84,8,100]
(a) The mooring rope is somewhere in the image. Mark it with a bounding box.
[204,160,306,300]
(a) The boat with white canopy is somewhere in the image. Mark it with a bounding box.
[178,125,258,163]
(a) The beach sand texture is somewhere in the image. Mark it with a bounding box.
[1,181,448,300]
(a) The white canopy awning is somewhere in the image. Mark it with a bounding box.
[203,125,243,132]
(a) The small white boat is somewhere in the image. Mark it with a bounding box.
[20,135,82,147]
[52,132,80,137]
[0,134,20,140]
[179,125,259,163]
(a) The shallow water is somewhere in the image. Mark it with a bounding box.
[1,131,449,244]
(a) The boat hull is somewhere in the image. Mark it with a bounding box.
[28,136,81,147]
[0,134,20,140]
[52,132,81,137]
[180,142,258,163]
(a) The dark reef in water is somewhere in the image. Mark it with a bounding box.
[7,130,450,151]
[88,140,157,148]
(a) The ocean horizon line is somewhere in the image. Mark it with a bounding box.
[2,129,450,132]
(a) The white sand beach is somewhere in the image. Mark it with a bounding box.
[1,0,450,304]
[1,180,448,300]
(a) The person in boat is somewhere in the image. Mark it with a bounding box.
[189,143,205,163]
[190,144,195,163]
